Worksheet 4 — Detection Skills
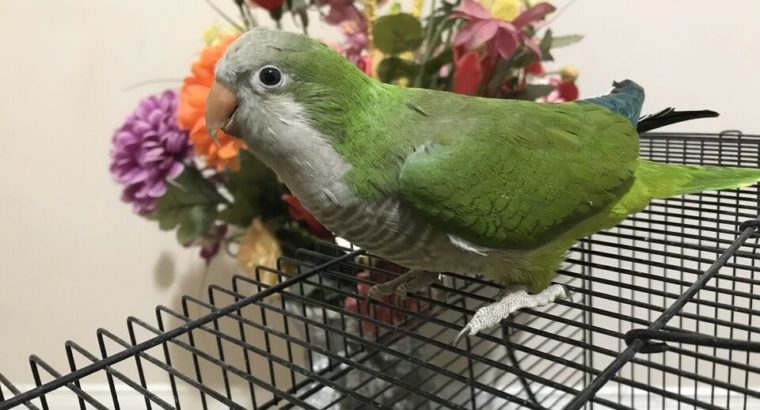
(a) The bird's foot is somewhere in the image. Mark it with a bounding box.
[453,284,568,345]
[368,270,439,304]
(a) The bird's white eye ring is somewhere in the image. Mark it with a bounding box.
[256,65,284,88]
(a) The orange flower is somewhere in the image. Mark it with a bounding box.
[178,34,246,171]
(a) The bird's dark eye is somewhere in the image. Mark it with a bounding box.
[259,66,282,86]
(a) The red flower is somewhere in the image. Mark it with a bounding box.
[525,62,545,75]
[559,80,579,100]
[281,194,333,239]
[356,55,373,76]
[249,0,284,11]
[545,66,580,103]
[453,51,484,95]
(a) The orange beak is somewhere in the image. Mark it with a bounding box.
[205,81,239,144]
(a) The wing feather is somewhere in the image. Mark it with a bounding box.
[398,98,639,249]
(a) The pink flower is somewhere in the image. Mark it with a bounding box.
[452,0,555,61]
[339,19,369,66]
[356,55,373,76]
[320,0,362,25]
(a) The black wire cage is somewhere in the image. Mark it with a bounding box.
[2,131,760,410]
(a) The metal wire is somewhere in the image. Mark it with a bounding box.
[1,131,760,410]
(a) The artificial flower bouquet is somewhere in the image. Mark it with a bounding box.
[110,0,582,280]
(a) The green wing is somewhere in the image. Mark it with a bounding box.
[398,94,639,250]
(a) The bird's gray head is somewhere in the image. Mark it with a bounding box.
[205,27,373,162]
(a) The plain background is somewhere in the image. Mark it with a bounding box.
[1,0,759,386]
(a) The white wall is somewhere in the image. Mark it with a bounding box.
[550,0,760,133]
[1,0,758,390]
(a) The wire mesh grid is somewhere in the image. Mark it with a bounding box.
[1,131,760,410]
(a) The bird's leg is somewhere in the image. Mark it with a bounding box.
[453,284,569,345]
[368,270,439,303]
[395,270,440,303]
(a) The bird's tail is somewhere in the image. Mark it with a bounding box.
[582,80,719,132]
[637,108,719,133]
[637,160,760,199]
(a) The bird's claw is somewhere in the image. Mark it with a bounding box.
[367,284,391,306]
[453,324,473,346]
[367,270,437,305]
[394,284,409,305]
[562,286,574,302]
[451,284,567,345]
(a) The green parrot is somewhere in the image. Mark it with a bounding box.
[206,27,760,343]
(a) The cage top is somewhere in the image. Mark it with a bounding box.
[2,131,760,410]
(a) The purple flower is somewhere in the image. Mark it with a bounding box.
[110,90,191,215]
[186,224,228,265]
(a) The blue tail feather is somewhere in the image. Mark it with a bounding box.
[581,79,645,126]
[581,79,719,132]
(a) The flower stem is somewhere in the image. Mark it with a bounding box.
[440,24,455,90]
[413,0,439,88]
[205,0,245,31]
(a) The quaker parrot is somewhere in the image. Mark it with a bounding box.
[206,27,760,343]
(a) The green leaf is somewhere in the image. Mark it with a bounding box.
[377,57,419,83]
[175,205,217,244]
[218,195,257,227]
[218,151,285,227]
[372,13,424,55]
[551,34,584,48]
[511,47,538,68]
[149,166,226,244]
[504,76,519,90]
[486,58,513,96]
[424,48,453,74]
[539,29,554,61]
